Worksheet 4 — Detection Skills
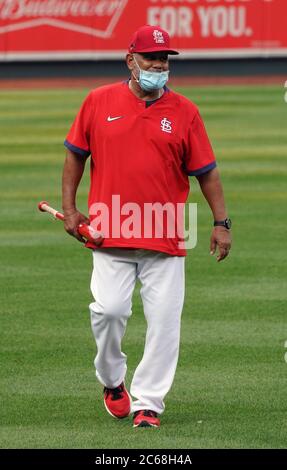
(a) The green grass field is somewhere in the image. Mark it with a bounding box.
[0,83,286,449]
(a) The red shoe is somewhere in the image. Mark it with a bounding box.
[133,410,160,428]
[103,382,131,419]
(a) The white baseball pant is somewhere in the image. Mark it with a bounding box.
[89,248,185,415]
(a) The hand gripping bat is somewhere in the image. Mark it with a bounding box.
[38,201,103,245]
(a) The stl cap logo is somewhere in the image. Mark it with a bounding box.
[161,118,172,134]
[153,29,165,44]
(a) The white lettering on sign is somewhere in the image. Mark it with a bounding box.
[0,0,123,20]
[0,0,128,37]
[148,5,253,38]
[148,7,193,37]
[149,0,272,4]
[198,6,251,38]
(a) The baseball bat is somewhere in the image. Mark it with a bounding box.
[38,201,103,245]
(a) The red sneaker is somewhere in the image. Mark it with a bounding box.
[133,410,160,428]
[103,382,131,419]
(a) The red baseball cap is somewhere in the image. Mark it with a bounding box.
[128,25,179,55]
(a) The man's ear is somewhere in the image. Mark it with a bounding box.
[126,54,134,71]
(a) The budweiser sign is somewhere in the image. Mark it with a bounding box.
[0,0,128,36]
[0,0,286,60]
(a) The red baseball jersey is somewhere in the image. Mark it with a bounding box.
[65,81,216,256]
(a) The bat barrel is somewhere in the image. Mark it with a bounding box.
[78,223,103,245]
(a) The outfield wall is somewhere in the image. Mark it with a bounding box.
[1,0,287,61]
[1,58,287,80]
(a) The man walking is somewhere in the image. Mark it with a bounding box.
[62,25,231,428]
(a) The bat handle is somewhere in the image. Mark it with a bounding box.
[38,201,64,221]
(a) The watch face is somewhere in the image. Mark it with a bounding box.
[225,218,232,229]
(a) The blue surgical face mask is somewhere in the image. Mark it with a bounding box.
[133,56,169,92]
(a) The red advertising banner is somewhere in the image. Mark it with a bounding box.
[0,0,286,60]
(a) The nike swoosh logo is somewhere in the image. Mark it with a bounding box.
[107,116,123,122]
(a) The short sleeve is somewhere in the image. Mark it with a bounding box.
[64,92,93,157]
[183,111,216,176]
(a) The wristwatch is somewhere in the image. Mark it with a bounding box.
[214,218,232,229]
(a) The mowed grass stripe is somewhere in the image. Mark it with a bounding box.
[0,84,286,448]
